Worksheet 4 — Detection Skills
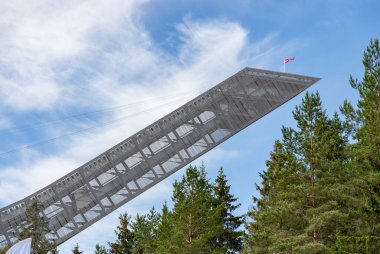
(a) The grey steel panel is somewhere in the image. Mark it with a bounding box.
[0,67,320,248]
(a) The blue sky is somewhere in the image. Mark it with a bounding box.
[0,0,379,252]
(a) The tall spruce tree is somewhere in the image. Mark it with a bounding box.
[213,168,244,253]
[161,165,224,253]
[109,213,134,254]
[246,92,350,253]
[337,38,380,252]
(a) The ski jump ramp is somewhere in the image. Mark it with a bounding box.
[0,68,319,248]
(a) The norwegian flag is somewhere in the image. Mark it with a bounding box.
[284,57,295,64]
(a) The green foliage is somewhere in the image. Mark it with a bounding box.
[334,236,380,253]
[72,244,83,254]
[160,165,225,253]
[346,38,380,171]
[131,208,160,253]
[155,203,174,253]
[246,92,350,253]
[19,198,56,254]
[95,164,243,254]
[109,213,134,254]
[94,243,108,254]
[50,243,59,254]
[0,247,8,254]
[335,38,380,249]
[246,38,380,253]
[92,164,243,254]
[213,168,244,253]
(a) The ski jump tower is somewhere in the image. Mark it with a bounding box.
[0,68,319,248]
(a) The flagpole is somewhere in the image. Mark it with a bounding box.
[283,57,295,72]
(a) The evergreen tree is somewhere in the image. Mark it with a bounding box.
[94,244,108,254]
[246,92,350,253]
[156,203,175,254]
[131,208,160,253]
[72,244,83,254]
[347,38,380,170]
[104,165,239,254]
[337,38,380,252]
[19,198,56,254]
[213,168,244,253]
[160,165,224,253]
[109,213,134,254]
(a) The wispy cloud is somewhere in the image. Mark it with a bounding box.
[0,0,295,252]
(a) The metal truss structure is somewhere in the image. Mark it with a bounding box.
[0,68,319,248]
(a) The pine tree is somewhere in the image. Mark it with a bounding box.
[19,198,56,254]
[109,213,134,254]
[213,168,244,253]
[94,244,108,254]
[72,244,83,254]
[131,208,160,253]
[246,92,350,253]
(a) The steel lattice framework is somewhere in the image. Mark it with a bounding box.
[0,68,319,248]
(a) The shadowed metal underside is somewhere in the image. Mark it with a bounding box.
[0,67,319,248]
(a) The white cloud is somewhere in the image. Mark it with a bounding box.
[0,0,295,252]
[0,0,146,111]
[0,156,80,204]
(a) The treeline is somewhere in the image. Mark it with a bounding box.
[0,39,379,254]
